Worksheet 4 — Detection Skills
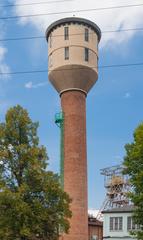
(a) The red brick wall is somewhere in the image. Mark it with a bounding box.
[61,90,88,240]
[88,225,103,240]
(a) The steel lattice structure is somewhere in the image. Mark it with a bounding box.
[96,164,132,220]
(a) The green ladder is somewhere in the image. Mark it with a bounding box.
[55,112,64,188]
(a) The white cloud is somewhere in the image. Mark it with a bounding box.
[13,0,143,49]
[88,209,103,220]
[88,209,99,217]
[25,81,33,89]
[124,92,131,98]
[114,155,122,159]
[0,47,7,62]
[0,100,11,114]
[25,81,47,89]
[0,61,10,80]
[0,13,10,81]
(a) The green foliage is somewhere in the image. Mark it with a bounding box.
[0,105,71,240]
[124,123,143,239]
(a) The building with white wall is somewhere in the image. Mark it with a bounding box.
[102,206,138,240]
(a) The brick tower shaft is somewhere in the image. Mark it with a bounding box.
[61,90,88,240]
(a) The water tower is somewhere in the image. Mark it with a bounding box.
[46,17,101,240]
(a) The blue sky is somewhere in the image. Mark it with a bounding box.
[0,0,143,210]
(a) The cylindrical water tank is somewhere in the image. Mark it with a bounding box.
[46,17,101,95]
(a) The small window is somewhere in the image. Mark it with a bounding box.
[49,53,52,67]
[91,235,97,240]
[85,48,89,61]
[64,26,69,40]
[119,217,123,231]
[110,217,114,231]
[110,217,123,231]
[65,47,69,60]
[127,216,131,230]
[115,217,118,230]
[85,28,89,41]
[127,217,140,231]
[49,33,52,48]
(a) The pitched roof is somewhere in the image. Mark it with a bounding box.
[88,216,103,226]
[102,205,135,214]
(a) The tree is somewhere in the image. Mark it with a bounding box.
[0,105,71,240]
[124,123,143,239]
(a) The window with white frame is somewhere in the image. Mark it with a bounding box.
[127,216,140,231]
[91,235,97,240]
[110,217,123,231]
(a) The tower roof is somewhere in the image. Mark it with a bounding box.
[102,205,135,214]
[46,17,101,42]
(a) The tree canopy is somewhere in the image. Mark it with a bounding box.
[0,105,71,240]
[124,123,143,239]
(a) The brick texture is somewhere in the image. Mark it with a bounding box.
[61,90,88,240]
[88,218,103,240]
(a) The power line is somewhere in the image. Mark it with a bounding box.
[0,3,143,21]
[0,36,44,42]
[0,0,73,8]
[103,27,143,33]
[1,27,143,42]
[0,0,139,8]
[0,62,143,76]
[99,62,143,69]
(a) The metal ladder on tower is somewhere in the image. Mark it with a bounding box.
[55,112,64,188]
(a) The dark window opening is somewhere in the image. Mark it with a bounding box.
[85,48,89,61]
[49,33,52,48]
[85,28,89,41]
[64,27,69,40]
[49,53,52,67]
[65,47,69,60]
